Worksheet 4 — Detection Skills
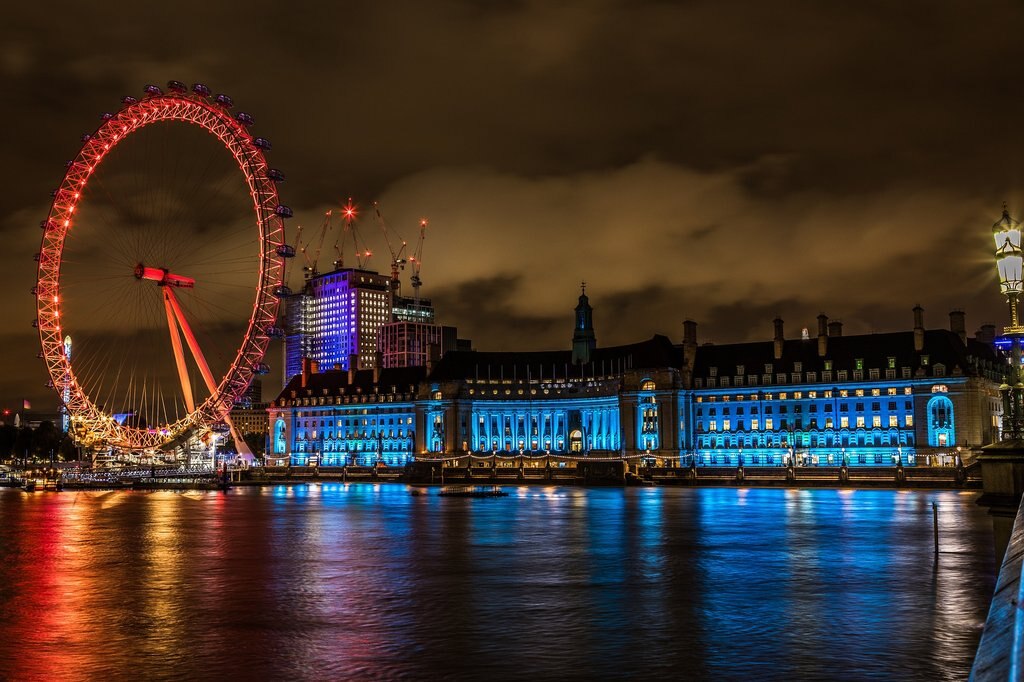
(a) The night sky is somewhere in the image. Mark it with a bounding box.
[2,0,1022,414]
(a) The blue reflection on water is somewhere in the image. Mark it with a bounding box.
[0,486,996,681]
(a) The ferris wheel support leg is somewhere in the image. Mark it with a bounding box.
[163,289,196,414]
[164,287,255,462]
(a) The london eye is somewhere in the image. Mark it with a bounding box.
[34,82,292,456]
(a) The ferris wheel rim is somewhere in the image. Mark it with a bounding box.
[34,87,286,451]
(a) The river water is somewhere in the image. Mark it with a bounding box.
[0,485,997,681]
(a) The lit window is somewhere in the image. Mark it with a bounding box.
[889,415,898,427]
[856,416,865,428]
[872,416,881,428]
[905,415,914,427]
[765,418,774,430]
[840,417,849,428]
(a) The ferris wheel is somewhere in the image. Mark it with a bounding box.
[34,82,295,455]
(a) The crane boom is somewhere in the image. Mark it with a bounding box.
[409,218,427,304]
[374,201,409,293]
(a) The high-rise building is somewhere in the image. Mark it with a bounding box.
[283,268,393,381]
[392,294,435,324]
[379,321,458,368]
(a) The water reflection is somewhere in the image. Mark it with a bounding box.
[0,486,995,680]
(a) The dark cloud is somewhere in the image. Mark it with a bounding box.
[1,0,1020,413]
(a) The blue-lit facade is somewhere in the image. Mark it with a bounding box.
[268,301,1006,467]
[267,363,424,467]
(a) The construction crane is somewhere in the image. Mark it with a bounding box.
[297,211,335,280]
[373,201,409,294]
[332,198,373,270]
[409,218,427,304]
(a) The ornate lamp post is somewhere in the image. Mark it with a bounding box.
[976,205,1024,562]
[993,206,1024,439]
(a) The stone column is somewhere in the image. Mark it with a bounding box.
[977,440,1024,561]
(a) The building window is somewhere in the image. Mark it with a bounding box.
[889,415,899,427]
[855,358,864,370]
[927,395,954,447]
[840,417,849,428]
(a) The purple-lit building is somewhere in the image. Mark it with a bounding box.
[284,268,392,381]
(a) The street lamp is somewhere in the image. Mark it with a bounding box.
[993,206,1024,439]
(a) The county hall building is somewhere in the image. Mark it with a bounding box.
[267,289,1005,468]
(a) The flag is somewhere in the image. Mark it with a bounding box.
[22,399,31,410]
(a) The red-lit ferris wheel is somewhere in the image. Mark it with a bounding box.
[34,82,294,454]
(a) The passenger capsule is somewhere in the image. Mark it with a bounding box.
[101,112,114,121]
[192,83,212,97]
[267,168,285,182]
[272,285,293,298]
[167,80,187,93]
[143,84,163,97]
[253,137,272,150]
[274,205,293,219]
[255,363,271,375]
[121,96,138,105]
[214,93,234,108]
[80,134,91,143]
[276,244,296,258]
[266,325,286,338]
[236,111,255,126]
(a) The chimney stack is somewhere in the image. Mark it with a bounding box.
[348,353,358,384]
[913,304,925,353]
[827,320,843,337]
[773,317,784,360]
[816,313,828,357]
[301,357,311,388]
[683,319,698,368]
[977,324,997,346]
[949,310,966,345]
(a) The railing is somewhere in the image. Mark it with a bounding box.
[972,495,1024,681]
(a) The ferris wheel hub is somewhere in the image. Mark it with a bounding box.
[134,263,195,288]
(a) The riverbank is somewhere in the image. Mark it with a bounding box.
[30,463,978,491]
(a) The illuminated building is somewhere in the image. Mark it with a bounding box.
[378,321,458,369]
[392,294,435,324]
[686,311,1003,467]
[269,291,1004,467]
[268,359,425,467]
[61,335,71,433]
[283,268,393,380]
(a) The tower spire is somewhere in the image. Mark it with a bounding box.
[572,285,596,365]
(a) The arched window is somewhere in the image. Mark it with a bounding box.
[927,395,955,447]
[274,419,287,454]
[569,429,583,453]
[640,379,656,391]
